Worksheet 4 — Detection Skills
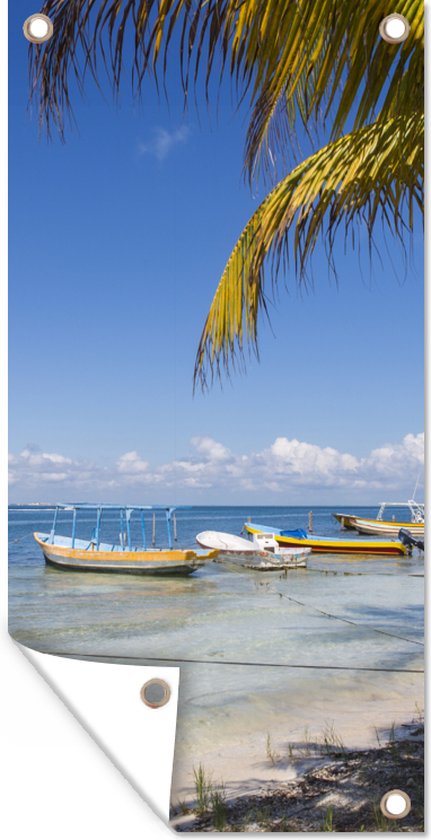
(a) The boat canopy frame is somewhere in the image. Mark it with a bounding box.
[49,504,190,551]
[376,500,424,523]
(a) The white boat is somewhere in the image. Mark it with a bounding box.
[195,530,310,569]
[334,500,424,537]
[350,517,424,537]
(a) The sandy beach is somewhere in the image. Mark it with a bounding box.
[170,664,423,807]
[171,719,424,831]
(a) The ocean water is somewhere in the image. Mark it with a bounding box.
[9,505,424,794]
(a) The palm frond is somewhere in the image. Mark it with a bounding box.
[242,0,423,179]
[31,1,423,157]
[193,112,423,388]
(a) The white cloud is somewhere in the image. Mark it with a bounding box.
[138,126,190,161]
[8,432,424,502]
[190,436,232,462]
[115,451,154,485]
[38,472,69,482]
[8,446,110,494]
[364,433,424,478]
[19,448,73,467]
[269,437,359,480]
[117,451,149,475]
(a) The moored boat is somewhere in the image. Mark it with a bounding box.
[196,530,310,568]
[244,523,411,556]
[333,501,424,536]
[349,517,424,537]
[34,504,218,575]
[333,513,359,530]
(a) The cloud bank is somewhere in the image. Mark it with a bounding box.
[9,433,424,504]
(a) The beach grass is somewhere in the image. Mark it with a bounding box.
[321,722,346,757]
[322,806,334,832]
[172,719,423,832]
[193,764,212,815]
[191,764,228,827]
[265,732,281,766]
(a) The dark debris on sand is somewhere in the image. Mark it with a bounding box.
[171,724,424,832]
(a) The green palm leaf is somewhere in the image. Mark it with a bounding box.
[194,114,423,387]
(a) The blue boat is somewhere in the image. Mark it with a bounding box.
[34,504,218,575]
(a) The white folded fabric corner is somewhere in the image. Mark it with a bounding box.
[19,645,179,823]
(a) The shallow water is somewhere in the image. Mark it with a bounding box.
[9,505,424,796]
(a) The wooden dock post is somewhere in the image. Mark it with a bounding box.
[308,511,314,533]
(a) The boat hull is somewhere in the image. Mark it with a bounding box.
[348,517,424,537]
[244,524,410,556]
[214,550,308,569]
[196,530,309,569]
[34,533,215,575]
[332,513,358,530]
[196,530,261,553]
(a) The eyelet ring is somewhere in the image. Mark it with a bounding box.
[140,678,171,708]
[379,14,410,44]
[23,14,54,44]
[380,789,411,820]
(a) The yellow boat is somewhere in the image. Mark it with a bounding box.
[333,501,424,537]
[348,517,424,537]
[244,523,410,556]
[333,513,360,530]
[34,504,218,575]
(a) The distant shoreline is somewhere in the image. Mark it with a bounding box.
[9,503,422,509]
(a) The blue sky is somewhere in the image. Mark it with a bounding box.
[9,1,423,503]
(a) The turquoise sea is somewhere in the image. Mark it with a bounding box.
[9,505,424,797]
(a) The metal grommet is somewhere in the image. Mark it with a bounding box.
[23,14,54,44]
[140,679,171,709]
[380,789,411,820]
[379,14,410,44]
